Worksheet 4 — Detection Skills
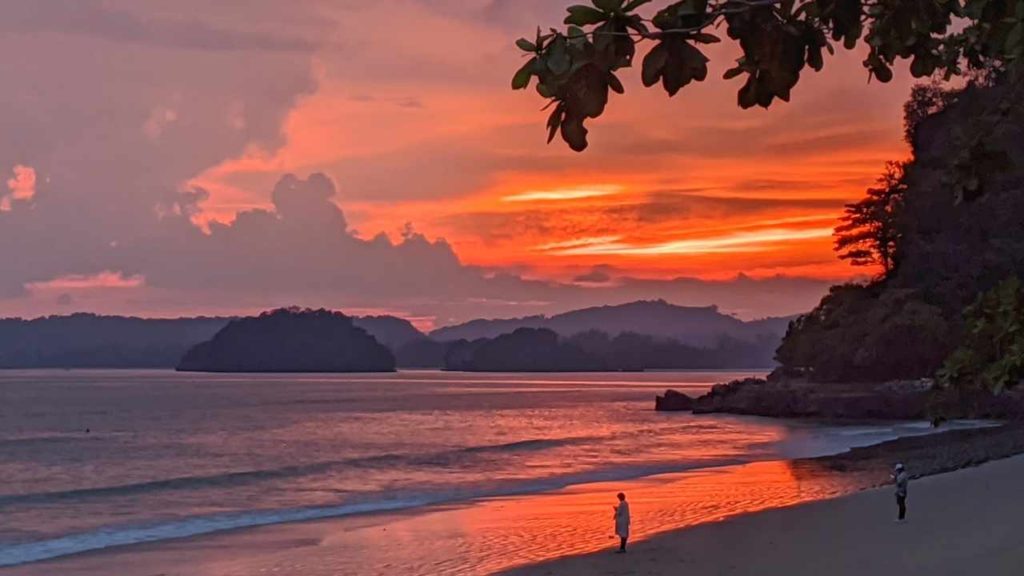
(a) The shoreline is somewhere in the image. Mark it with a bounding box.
[4,422,1023,575]
[506,451,1024,576]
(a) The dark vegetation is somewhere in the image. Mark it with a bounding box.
[177,308,395,373]
[444,327,777,371]
[0,314,225,368]
[513,0,1021,151]
[776,75,1024,398]
[0,300,785,371]
[516,2,1024,406]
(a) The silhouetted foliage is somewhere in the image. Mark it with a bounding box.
[939,278,1024,394]
[833,161,907,275]
[775,285,953,381]
[514,0,1023,151]
[395,338,450,368]
[0,314,226,368]
[903,81,960,144]
[177,308,395,373]
[777,76,1024,384]
[0,313,430,369]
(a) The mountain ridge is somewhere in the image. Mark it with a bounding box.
[430,299,796,346]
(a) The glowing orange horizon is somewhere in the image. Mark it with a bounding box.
[184,8,915,286]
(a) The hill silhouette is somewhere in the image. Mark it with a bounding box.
[352,316,426,350]
[0,300,790,370]
[430,300,794,346]
[444,327,777,372]
[0,314,226,368]
[0,312,426,369]
[177,308,394,373]
[777,78,1024,385]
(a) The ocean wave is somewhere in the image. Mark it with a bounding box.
[0,456,743,568]
[0,436,599,508]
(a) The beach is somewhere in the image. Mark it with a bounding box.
[508,453,1024,576]
[3,370,1022,575]
[4,450,1022,575]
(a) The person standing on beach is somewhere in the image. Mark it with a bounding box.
[613,492,630,552]
[892,463,909,522]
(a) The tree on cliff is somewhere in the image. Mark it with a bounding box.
[775,76,1024,384]
[512,0,1023,151]
[833,161,907,275]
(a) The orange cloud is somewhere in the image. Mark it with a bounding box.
[182,5,915,287]
[26,271,145,292]
[2,164,36,211]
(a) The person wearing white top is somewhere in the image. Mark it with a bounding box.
[891,463,909,522]
[613,492,630,553]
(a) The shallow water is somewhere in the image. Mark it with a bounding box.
[0,369,972,569]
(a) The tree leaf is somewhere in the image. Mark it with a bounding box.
[738,76,758,109]
[641,42,668,86]
[692,33,721,44]
[723,66,745,80]
[516,38,537,52]
[608,71,625,93]
[560,115,590,151]
[873,61,894,82]
[512,59,536,89]
[593,0,625,12]
[623,0,654,11]
[565,5,607,26]
[1006,23,1023,52]
[547,38,572,75]
[547,103,564,143]
[807,46,824,71]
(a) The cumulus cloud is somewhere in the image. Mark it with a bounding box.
[1,165,36,211]
[0,166,832,324]
[0,1,859,325]
[26,271,145,292]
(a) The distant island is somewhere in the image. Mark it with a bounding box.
[0,312,426,369]
[177,308,395,373]
[0,300,790,371]
[444,327,777,372]
[0,314,227,369]
[430,299,795,347]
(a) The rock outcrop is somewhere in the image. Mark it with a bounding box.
[688,378,931,419]
[661,377,1024,420]
[655,389,694,411]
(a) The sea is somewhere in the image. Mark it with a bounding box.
[0,369,980,573]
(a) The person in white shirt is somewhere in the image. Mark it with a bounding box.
[891,463,909,522]
[613,492,630,553]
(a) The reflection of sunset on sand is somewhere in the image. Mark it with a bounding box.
[507,456,1024,576]
[7,460,861,576]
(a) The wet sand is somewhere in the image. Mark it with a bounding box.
[506,454,1024,575]
[5,430,1024,575]
[0,459,862,576]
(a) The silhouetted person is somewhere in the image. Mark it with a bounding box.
[613,492,630,552]
[891,463,909,522]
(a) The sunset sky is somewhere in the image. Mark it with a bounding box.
[0,1,917,328]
